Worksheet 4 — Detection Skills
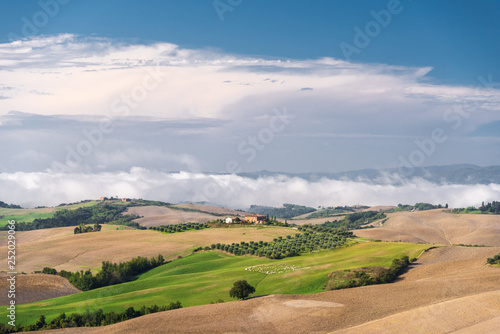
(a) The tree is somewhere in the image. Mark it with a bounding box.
[229,280,255,300]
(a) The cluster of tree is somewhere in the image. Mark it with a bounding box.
[247,203,316,219]
[487,253,500,265]
[1,302,182,332]
[1,203,143,231]
[40,254,165,291]
[74,223,102,234]
[207,227,352,259]
[391,202,448,212]
[0,200,22,209]
[325,255,414,290]
[323,211,386,230]
[304,206,355,219]
[479,201,500,214]
[229,280,255,300]
[149,222,209,233]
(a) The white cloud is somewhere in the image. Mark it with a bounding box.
[1,34,500,174]
[1,169,499,209]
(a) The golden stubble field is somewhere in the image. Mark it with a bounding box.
[354,209,500,246]
[0,225,296,273]
[47,246,500,334]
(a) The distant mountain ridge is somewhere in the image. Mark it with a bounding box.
[236,164,500,185]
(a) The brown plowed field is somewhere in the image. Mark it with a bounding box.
[354,210,500,246]
[44,246,500,334]
[0,273,80,305]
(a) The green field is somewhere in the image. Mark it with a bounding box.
[0,201,99,227]
[4,242,429,325]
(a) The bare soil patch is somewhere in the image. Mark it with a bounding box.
[0,273,80,305]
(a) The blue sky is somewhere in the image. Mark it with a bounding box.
[1,0,499,85]
[0,0,500,207]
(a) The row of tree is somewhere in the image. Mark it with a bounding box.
[41,254,165,291]
[149,222,209,233]
[204,227,353,259]
[1,303,182,332]
[392,202,448,211]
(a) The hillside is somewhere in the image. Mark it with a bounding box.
[0,273,80,306]
[1,242,427,325]
[43,246,500,333]
[0,225,295,273]
[354,209,500,246]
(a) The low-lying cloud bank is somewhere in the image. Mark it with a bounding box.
[1,168,499,209]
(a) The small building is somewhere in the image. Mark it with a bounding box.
[244,214,267,224]
[99,197,108,201]
[122,198,131,202]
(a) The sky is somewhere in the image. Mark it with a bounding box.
[0,0,499,207]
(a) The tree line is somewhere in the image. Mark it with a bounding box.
[248,203,316,219]
[480,201,500,214]
[325,255,415,290]
[0,302,182,332]
[392,202,448,212]
[40,254,165,291]
[304,206,355,219]
[149,222,208,233]
[322,211,386,230]
[0,200,22,209]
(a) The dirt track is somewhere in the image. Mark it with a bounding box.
[46,246,500,334]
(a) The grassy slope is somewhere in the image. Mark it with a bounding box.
[0,201,99,227]
[5,242,428,325]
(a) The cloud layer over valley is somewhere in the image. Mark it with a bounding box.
[1,168,499,209]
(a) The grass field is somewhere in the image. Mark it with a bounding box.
[0,201,99,227]
[2,242,429,325]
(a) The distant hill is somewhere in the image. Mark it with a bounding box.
[237,164,500,185]
[246,203,316,219]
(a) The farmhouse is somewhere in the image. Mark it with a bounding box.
[99,197,108,201]
[122,198,131,202]
[245,214,267,224]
